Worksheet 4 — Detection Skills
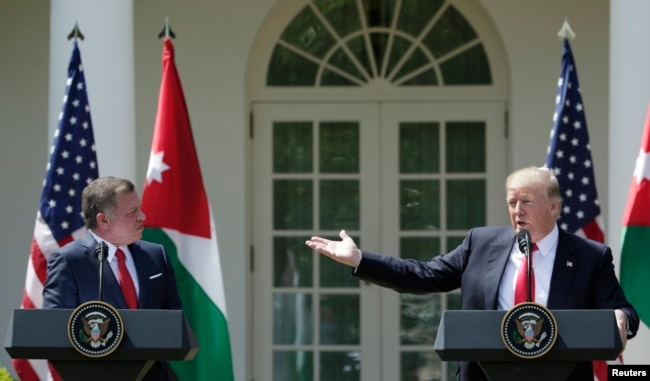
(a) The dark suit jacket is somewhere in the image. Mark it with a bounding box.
[43,231,183,380]
[354,226,640,381]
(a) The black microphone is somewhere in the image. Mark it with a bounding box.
[516,229,531,255]
[94,241,108,301]
[516,229,533,302]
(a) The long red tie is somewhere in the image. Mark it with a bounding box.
[116,248,139,309]
[514,243,537,305]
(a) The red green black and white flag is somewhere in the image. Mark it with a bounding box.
[141,37,234,380]
[620,104,650,327]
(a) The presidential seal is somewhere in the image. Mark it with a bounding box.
[67,301,124,358]
[501,302,558,359]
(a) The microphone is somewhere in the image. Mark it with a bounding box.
[94,241,108,301]
[516,229,533,302]
[516,229,531,255]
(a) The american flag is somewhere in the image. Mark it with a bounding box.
[13,41,99,381]
[546,38,604,242]
[544,38,614,381]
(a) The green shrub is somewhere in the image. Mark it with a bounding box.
[0,366,14,381]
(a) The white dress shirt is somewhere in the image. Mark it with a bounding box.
[89,231,140,296]
[498,224,558,310]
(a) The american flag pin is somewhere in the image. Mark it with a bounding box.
[567,261,573,267]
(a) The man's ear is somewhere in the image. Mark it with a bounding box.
[550,200,561,217]
[96,213,109,229]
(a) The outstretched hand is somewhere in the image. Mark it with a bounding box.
[305,229,362,268]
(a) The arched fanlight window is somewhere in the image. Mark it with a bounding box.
[267,0,492,87]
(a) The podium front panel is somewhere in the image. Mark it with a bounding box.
[433,309,621,362]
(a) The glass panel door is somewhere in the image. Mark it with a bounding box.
[379,102,508,380]
[253,103,382,381]
[253,101,507,381]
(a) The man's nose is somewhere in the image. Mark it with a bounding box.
[514,201,525,214]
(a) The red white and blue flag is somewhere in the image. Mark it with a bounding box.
[545,38,604,242]
[544,37,616,381]
[13,41,99,381]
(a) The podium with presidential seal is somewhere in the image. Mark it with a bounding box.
[433,305,623,380]
[4,302,199,381]
[434,230,623,380]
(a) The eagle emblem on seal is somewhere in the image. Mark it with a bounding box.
[81,316,113,348]
[68,301,124,357]
[501,303,558,358]
[515,313,547,349]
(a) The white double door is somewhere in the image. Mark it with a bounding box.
[252,101,507,381]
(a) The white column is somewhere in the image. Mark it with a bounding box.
[609,0,650,365]
[50,0,135,181]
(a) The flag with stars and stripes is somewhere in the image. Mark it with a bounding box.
[545,38,604,242]
[544,37,615,381]
[13,41,99,381]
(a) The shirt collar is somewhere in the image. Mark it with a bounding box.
[534,224,559,257]
[88,230,127,260]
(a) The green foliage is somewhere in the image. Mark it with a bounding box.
[0,366,15,381]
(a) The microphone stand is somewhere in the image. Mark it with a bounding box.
[94,241,107,301]
[526,241,532,303]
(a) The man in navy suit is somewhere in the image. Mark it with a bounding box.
[43,176,183,380]
[306,166,639,381]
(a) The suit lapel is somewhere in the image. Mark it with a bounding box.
[547,230,578,309]
[485,229,516,309]
[129,243,148,309]
[81,232,128,309]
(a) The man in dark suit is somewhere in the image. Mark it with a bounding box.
[43,176,183,380]
[305,166,639,381]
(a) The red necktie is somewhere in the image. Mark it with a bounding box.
[116,248,139,309]
[514,243,537,305]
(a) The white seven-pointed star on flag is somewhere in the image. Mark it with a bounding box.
[633,149,650,185]
[146,150,171,185]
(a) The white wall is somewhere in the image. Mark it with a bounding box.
[0,1,51,375]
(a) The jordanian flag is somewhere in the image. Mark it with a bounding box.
[141,37,234,380]
[620,104,650,327]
